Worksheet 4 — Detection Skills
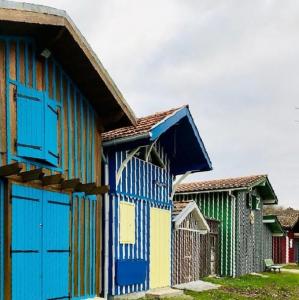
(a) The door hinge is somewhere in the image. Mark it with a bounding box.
[13,88,17,102]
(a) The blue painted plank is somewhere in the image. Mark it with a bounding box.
[43,191,70,300]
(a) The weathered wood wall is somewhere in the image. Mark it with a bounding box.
[175,189,270,277]
[0,37,101,184]
[172,214,220,285]
[0,36,103,299]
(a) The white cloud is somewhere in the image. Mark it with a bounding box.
[11,0,299,208]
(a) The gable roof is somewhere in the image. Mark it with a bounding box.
[277,214,299,229]
[172,200,210,233]
[103,105,212,175]
[263,215,285,236]
[102,106,180,142]
[177,175,278,204]
[0,0,136,130]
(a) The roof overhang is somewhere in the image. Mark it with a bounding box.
[0,0,136,130]
[252,177,278,205]
[172,201,210,233]
[263,215,285,236]
[103,106,212,175]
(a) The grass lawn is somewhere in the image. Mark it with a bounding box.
[283,264,299,270]
[182,272,299,300]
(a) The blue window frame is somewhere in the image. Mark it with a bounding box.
[16,84,59,166]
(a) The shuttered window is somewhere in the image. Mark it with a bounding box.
[16,84,59,166]
[119,202,135,244]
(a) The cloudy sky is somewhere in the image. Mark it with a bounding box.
[14,0,299,208]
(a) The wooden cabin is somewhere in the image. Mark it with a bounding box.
[272,214,299,264]
[102,106,212,297]
[262,215,285,266]
[175,175,279,277]
[0,1,136,299]
[172,201,220,286]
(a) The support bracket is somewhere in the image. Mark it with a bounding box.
[116,147,140,186]
[170,171,191,199]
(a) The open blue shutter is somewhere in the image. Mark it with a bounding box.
[44,98,59,166]
[16,84,44,160]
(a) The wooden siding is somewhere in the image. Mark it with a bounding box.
[71,193,102,299]
[0,36,101,184]
[0,36,104,299]
[175,191,235,277]
[175,190,268,277]
[107,142,173,296]
[172,215,219,285]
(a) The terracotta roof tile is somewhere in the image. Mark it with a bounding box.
[102,106,184,142]
[172,200,192,217]
[176,175,267,193]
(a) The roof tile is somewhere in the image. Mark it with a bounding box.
[102,106,183,142]
[177,175,267,193]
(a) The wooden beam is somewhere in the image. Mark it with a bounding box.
[0,162,25,177]
[75,183,96,194]
[42,173,64,186]
[86,185,110,195]
[61,178,81,190]
[20,168,45,182]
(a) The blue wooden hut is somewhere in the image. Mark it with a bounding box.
[0,1,136,299]
[102,106,212,297]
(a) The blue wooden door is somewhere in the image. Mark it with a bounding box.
[11,185,70,300]
[11,185,42,300]
[43,190,70,299]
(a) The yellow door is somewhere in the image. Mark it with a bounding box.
[150,207,171,289]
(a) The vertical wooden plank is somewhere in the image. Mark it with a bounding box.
[19,41,25,84]
[73,197,79,296]
[69,196,73,297]
[63,78,69,178]
[0,41,7,166]
[9,84,16,157]
[4,182,12,300]
[48,59,53,98]
[95,196,102,294]
[28,43,33,87]
[86,200,90,295]
[36,57,45,91]
[80,198,85,295]
[9,41,16,81]
[77,92,81,179]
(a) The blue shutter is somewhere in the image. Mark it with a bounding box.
[16,84,44,160]
[43,190,70,300]
[11,185,43,300]
[44,98,59,166]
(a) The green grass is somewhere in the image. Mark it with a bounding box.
[180,272,299,300]
[283,264,299,270]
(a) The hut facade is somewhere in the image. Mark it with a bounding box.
[175,175,278,277]
[0,2,136,300]
[172,201,219,286]
[272,214,299,264]
[102,106,212,297]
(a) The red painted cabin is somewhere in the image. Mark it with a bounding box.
[273,214,299,264]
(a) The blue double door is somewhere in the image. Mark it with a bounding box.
[11,184,70,300]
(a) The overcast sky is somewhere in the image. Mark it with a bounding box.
[14,0,299,208]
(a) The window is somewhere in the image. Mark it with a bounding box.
[16,84,59,167]
[119,201,135,244]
